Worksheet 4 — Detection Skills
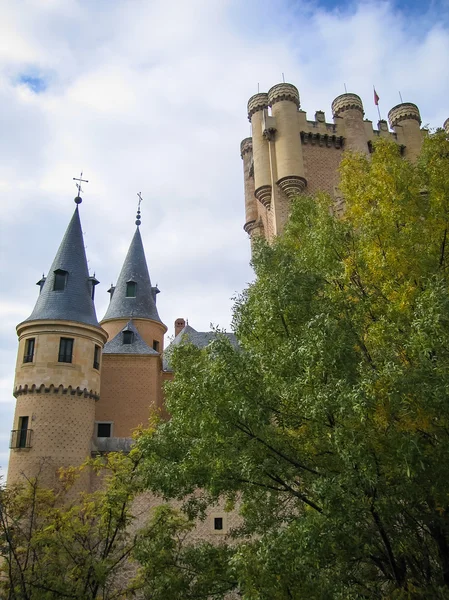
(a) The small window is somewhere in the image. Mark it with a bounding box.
[214,517,223,531]
[93,345,100,370]
[123,331,134,345]
[153,340,160,352]
[53,269,68,291]
[126,281,136,297]
[97,423,112,437]
[58,338,74,363]
[23,338,35,363]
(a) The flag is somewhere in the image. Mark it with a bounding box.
[374,88,380,106]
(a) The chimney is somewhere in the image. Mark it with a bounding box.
[174,318,186,337]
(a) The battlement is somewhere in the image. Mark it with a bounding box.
[388,103,421,127]
[332,93,364,117]
[241,80,440,245]
[247,93,269,120]
[268,83,300,108]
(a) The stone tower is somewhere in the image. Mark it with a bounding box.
[8,198,107,490]
[241,82,433,243]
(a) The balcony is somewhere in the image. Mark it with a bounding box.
[10,429,33,449]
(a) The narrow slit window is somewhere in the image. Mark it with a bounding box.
[58,338,74,363]
[93,345,100,370]
[123,331,134,345]
[23,338,35,363]
[53,269,68,291]
[214,517,223,531]
[97,423,112,437]
[153,340,160,352]
[126,281,136,297]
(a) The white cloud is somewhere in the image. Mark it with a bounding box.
[0,0,447,475]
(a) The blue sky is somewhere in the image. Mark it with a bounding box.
[0,0,448,478]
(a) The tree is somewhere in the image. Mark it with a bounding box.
[138,132,449,599]
[1,452,237,600]
[0,452,143,599]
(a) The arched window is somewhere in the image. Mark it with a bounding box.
[53,269,68,291]
[126,281,136,297]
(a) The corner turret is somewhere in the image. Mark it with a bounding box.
[388,102,423,161]
[96,210,167,438]
[8,198,108,491]
[332,93,368,154]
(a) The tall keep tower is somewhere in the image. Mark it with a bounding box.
[8,197,108,490]
[242,82,431,243]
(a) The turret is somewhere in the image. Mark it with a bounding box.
[240,138,257,235]
[8,197,108,492]
[388,103,423,161]
[247,93,272,208]
[332,93,368,154]
[95,205,168,437]
[268,83,306,198]
[101,218,167,351]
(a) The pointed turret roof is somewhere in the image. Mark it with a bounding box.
[102,227,162,323]
[24,206,99,327]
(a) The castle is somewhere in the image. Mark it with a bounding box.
[8,82,448,502]
[241,83,449,242]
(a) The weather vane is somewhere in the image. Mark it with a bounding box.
[136,192,143,226]
[73,171,89,204]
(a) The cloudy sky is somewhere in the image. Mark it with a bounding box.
[0,0,448,477]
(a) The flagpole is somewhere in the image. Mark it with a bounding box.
[373,85,381,121]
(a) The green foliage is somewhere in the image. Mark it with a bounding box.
[0,451,143,599]
[135,504,237,599]
[138,133,449,598]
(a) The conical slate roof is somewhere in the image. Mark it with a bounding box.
[102,227,162,323]
[24,206,99,327]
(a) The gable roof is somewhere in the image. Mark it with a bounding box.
[163,324,238,371]
[103,320,159,355]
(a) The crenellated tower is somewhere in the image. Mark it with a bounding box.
[388,103,423,161]
[241,81,439,244]
[8,196,108,490]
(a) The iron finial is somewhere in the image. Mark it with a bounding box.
[136,192,143,226]
[73,171,89,204]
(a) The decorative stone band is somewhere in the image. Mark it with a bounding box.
[301,131,344,149]
[14,383,100,401]
[388,103,421,128]
[444,118,449,135]
[277,175,307,198]
[268,83,300,108]
[332,93,364,118]
[240,137,253,157]
[255,184,272,207]
[243,219,257,234]
[247,93,269,121]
